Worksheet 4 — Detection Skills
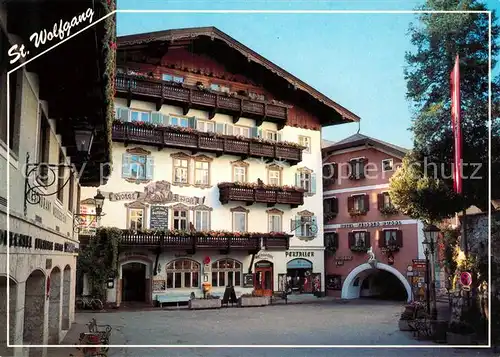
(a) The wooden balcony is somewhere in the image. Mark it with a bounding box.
[218,183,304,208]
[78,231,291,252]
[112,122,303,165]
[115,74,289,124]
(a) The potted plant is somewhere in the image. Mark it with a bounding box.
[398,310,416,331]
[189,294,221,310]
[446,321,475,345]
[238,290,270,307]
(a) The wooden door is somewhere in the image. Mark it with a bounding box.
[254,261,273,296]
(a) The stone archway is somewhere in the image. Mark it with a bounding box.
[341,262,412,302]
[23,269,46,357]
[62,265,71,330]
[117,256,153,306]
[0,275,18,356]
[48,267,62,344]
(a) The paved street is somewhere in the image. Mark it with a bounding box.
[56,300,492,357]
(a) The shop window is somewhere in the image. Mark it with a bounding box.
[165,259,200,289]
[211,259,242,287]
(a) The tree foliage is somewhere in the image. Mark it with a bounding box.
[396,0,500,213]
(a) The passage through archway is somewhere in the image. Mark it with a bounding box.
[24,270,46,357]
[341,263,412,302]
[122,262,146,302]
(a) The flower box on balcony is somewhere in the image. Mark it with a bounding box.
[381,245,400,253]
[379,206,399,216]
[348,210,368,217]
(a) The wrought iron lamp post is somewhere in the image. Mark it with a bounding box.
[73,191,106,233]
[24,125,95,215]
[422,224,440,319]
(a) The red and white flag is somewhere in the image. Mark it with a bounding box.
[450,55,462,194]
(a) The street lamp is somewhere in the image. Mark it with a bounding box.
[73,190,106,233]
[422,224,440,319]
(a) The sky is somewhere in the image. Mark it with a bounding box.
[116,0,500,149]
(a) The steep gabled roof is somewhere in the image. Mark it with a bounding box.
[321,139,336,148]
[118,27,360,127]
[322,133,409,158]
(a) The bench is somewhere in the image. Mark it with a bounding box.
[155,294,191,307]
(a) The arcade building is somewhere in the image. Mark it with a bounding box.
[78,27,360,305]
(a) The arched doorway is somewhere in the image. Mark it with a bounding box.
[254,261,273,296]
[0,275,17,356]
[341,262,412,302]
[286,258,313,294]
[48,267,62,344]
[62,265,71,330]
[23,269,46,357]
[122,262,147,302]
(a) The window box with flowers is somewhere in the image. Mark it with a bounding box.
[348,195,369,217]
[218,182,305,207]
[348,231,370,252]
[378,229,403,252]
[377,193,398,216]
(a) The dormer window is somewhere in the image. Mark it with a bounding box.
[382,159,394,172]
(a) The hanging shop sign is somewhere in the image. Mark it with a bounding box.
[412,259,426,270]
[101,180,205,205]
[255,253,274,260]
[338,220,403,229]
[285,251,314,258]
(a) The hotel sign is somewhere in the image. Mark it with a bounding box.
[101,180,205,205]
[285,251,314,258]
[339,220,402,229]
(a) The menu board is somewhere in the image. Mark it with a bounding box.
[150,206,169,230]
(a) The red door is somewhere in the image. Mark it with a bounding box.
[254,261,273,296]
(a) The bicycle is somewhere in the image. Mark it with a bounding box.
[76,295,104,310]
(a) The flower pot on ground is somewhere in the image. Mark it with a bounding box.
[398,310,416,331]
[446,322,475,345]
[188,297,221,310]
[238,295,270,307]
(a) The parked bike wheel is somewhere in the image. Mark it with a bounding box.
[91,299,104,310]
[76,299,85,310]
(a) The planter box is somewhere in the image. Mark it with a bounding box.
[398,319,414,331]
[188,299,221,310]
[238,296,270,307]
[446,332,475,345]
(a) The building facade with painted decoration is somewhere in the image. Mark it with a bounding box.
[322,134,425,302]
[78,27,360,306]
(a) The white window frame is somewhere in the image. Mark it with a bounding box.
[211,259,242,287]
[233,126,250,138]
[169,116,189,128]
[194,160,209,185]
[234,166,247,183]
[299,216,314,237]
[233,212,247,232]
[353,194,366,211]
[129,154,148,180]
[268,214,282,233]
[298,136,311,153]
[265,130,278,141]
[300,172,311,192]
[129,208,144,230]
[130,110,151,123]
[173,210,188,230]
[384,229,398,246]
[173,158,189,184]
[194,210,210,231]
[353,230,367,247]
[382,191,392,208]
[268,169,280,186]
[196,120,215,133]
[165,260,200,289]
[382,158,394,172]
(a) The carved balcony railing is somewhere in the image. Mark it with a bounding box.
[78,231,291,251]
[218,183,305,208]
[115,74,289,123]
[112,122,303,165]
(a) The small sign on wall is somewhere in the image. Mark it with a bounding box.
[243,273,254,288]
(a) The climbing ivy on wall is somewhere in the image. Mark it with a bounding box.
[77,227,121,300]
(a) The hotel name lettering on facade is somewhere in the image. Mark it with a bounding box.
[285,251,315,258]
[102,180,205,205]
[339,220,403,229]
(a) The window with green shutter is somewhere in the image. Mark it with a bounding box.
[122,152,154,181]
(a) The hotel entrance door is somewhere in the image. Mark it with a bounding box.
[254,261,273,296]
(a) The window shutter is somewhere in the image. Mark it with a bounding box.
[365,231,371,248]
[122,153,131,178]
[215,123,225,134]
[311,216,317,236]
[188,116,196,128]
[292,215,300,233]
[310,173,316,194]
[146,156,154,180]
[151,112,162,125]
[323,200,329,214]
[377,193,384,210]
[115,107,121,119]
[258,129,263,138]
[347,196,354,211]
[332,197,339,213]
[360,158,367,178]
[348,232,355,248]
[333,232,339,249]
[364,194,370,211]
[277,132,282,142]
[295,172,301,187]
[378,231,385,248]
[332,163,338,180]
[225,124,234,136]
[396,230,403,247]
[251,127,258,138]
[119,108,130,122]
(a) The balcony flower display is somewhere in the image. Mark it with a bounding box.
[217,182,304,192]
[122,228,291,238]
[379,206,399,216]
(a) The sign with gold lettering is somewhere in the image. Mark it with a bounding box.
[101,181,205,205]
[285,251,314,258]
